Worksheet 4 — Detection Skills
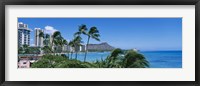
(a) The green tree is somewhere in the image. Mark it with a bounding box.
[29,47,40,54]
[96,48,124,68]
[73,36,82,60]
[31,55,96,68]
[73,25,87,59]
[95,48,149,68]
[74,24,88,37]
[38,31,44,38]
[61,39,68,54]
[23,44,31,54]
[69,40,75,59]
[123,50,149,68]
[18,47,24,54]
[38,31,51,46]
[68,36,82,60]
[51,31,62,51]
[84,26,100,62]
[31,55,68,68]
[42,46,53,54]
[59,38,68,53]
[44,34,50,46]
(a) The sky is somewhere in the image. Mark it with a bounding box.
[18,18,182,51]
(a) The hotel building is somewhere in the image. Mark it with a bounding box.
[35,28,44,47]
[18,22,31,47]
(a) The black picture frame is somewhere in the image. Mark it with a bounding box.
[0,0,199,86]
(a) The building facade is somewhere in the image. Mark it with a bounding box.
[35,28,44,47]
[18,22,31,47]
[75,45,86,52]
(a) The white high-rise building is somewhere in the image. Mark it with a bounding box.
[18,22,31,47]
[35,28,44,47]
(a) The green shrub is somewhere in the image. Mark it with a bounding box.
[31,49,149,68]
[31,55,97,68]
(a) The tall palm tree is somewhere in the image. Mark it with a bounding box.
[57,37,68,53]
[43,34,50,46]
[69,40,75,59]
[74,24,87,60]
[68,36,82,60]
[38,32,49,54]
[62,39,68,53]
[61,39,69,57]
[51,31,62,53]
[53,37,63,53]
[73,36,82,60]
[84,27,100,62]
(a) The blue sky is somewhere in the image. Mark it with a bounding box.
[18,18,182,51]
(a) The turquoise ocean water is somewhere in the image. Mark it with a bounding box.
[68,51,182,68]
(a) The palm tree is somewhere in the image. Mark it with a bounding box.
[43,34,50,46]
[18,47,24,54]
[38,31,44,38]
[38,32,52,54]
[51,31,62,53]
[123,50,149,68]
[108,48,123,66]
[69,40,75,59]
[22,44,31,54]
[38,31,51,46]
[99,48,123,68]
[61,39,69,57]
[53,37,62,54]
[84,27,100,62]
[42,46,52,54]
[68,36,82,60]
[73,36,82,60]
[74,24,88,37]
[74,24,87,60]
[62,39,68,53]
[56,37,68,53]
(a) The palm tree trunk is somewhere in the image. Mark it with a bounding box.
[70,52,73,59]
[84,36,90,62]
[67,52,70,58]
[75,52,78,60]
[75,45,78,60]
[67,45,70,57]
[51,38,55,55]
[61,45,63,55]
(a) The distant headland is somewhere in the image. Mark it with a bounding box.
[87,42,115,52]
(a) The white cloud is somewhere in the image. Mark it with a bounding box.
[44,26,57,35]
[30,29,33,32]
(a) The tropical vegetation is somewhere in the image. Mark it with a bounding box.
[31,48,149,68]
[18,44,40,54]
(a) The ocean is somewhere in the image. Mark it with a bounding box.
[68,51,182,68]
